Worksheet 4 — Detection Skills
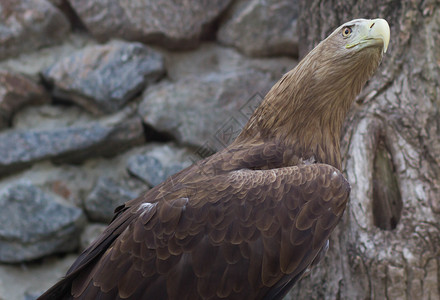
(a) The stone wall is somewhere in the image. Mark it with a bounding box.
[0,0,298,299]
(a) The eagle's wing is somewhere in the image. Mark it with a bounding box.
[39,163,350,300]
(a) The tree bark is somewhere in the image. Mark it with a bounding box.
[288,1,440,299]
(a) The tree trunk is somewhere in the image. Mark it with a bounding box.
[288,1,440,299]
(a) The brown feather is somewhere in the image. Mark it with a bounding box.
[38,18,388,300]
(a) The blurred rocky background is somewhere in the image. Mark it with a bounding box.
[0,0,298,299]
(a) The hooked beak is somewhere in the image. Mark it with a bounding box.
[368,18,390,53]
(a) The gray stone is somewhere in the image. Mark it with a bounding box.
[80,223,107,250]
[0,254,77,300]
[127,144,193,187]
[0,117,145,177]
[127,156,163,187]
[0,183,85,263]
[24,293,38,300]
[12,98,137,131]
[0,142,149,208]
[47,0,64,6]
[46,0,83,29]
[67,0,232,49]
[84,177,138,222]
[138,70,274,150]
[218,0,299,57]
[0,33,97,81]
[164,43,297,81]
[0,0,70,61]
[12,104,95,131]
[0,71,50,129]
[43,41,165,114]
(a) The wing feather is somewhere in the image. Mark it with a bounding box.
[39,163,349,300]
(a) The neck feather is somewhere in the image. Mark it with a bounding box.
[236,42,382,169]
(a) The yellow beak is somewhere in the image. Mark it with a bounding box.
[368,18,390,53]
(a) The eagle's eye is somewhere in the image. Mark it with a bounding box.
[342,26,352,37]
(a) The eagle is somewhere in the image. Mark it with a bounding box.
[39,18,390,300]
